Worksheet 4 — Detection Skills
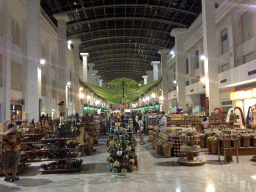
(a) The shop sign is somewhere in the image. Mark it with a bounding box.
[11,99,24,105]
[230,88,256,100]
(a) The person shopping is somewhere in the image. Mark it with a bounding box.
[202,117,210,129]
[158,111,167,132]
[2,123,23,182]
[138,116,145,145]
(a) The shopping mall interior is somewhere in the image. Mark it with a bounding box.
[0,0,256,191]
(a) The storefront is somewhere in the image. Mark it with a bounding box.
[10,99,24,121]
[230,87,256,117]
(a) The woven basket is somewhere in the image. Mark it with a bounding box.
[163,145,173,158]
[252,137,256,147]
[242,136,251,147]
[200,135,206,148]
[153,141,158,150]
[206,137,212,153]
[152,140,157,150]
[210,139,218,155]
[157,144,162,154]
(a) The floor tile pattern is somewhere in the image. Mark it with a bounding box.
[0,136,256,192]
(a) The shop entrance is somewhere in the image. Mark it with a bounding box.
[10,104,22,121]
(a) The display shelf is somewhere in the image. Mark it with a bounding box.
[41,138,78,142]
[24,150,45,153]
[181,150,201,154]
[24,133,45,137]
[38,168,78,174]
[0,164,29,176]
[28,159,42,162]
[0,156,28,164]
[40,148,78,152]
[179,140,200,144]
[41,158,77,161]
[21,142,42,145]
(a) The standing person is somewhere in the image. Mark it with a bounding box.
[158,111,167,133]
[101,115,106,135]
[2,123,23,182]
[104,115,108,134]
[138,116,145,145]
[132,113,136,132]
[202,117,210,129]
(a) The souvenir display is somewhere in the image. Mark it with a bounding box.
[107,124,137,174]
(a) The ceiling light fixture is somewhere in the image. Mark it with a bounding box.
[200,55,207,61]
[40,59,46,65]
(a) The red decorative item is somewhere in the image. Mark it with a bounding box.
[57,101,64,106]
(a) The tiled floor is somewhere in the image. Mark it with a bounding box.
[1,136,256,192]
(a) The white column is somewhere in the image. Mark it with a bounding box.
[80,53,89,82]
[54,13,70,117]
[88,63,94,84]
[202,0,220,115]
[92,70,98,85]
[158,49,170,113]
[46,45,52,117]
[171,28,187,111]
[99,79,103,87]
[25,0,41,122]
[146,70,153,84]
[142,75,148,85]
[151,61,160,81]
[2,0,11,122]
[71,38,81,114]
[96,75,101,86]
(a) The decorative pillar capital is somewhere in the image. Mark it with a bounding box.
[170,28,187,37]
[80,53,89,57]
[53,13,70,22]
[158,49,171,55]
[70,38,81,45]
[151,61,160,66]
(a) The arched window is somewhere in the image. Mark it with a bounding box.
[220,28,229,55]
[237,11,255,45]
[0,10,2,36]
[11,18,20,46]
[41,45,46,59]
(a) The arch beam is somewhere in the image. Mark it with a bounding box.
[67,17,188,28]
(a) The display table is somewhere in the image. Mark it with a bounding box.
[170,137,183,157]
[178,140,205,166]
[218,139,239,164]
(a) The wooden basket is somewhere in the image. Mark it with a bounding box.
[210,139,218,155]
[251,136,256,147]
[242,136,251,147]
[153,141,158,150]
[200,135,206,148]
[163,145,173,158]
[206,137,212,153]
[237,136,241,148]
[157,144,162,154]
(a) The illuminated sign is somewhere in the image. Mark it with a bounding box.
[230,88,256,100]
